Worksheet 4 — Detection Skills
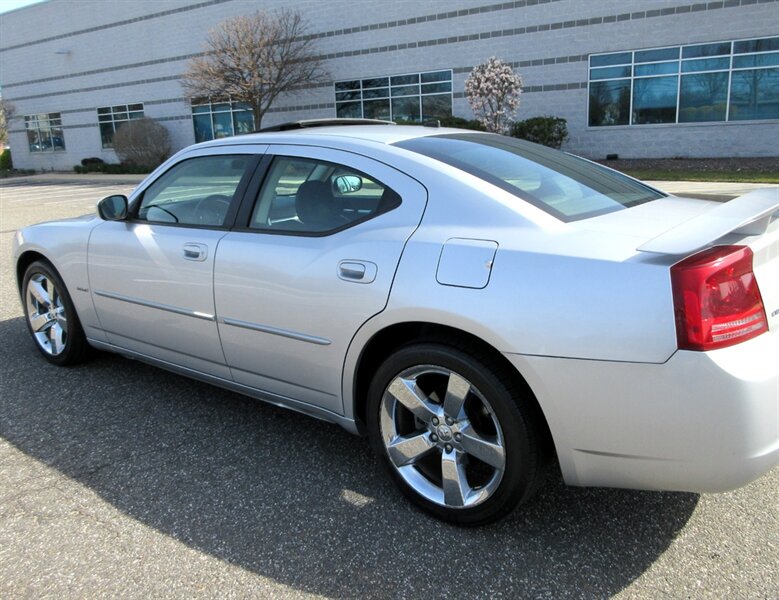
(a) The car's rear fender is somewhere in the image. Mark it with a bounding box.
[508,328,779,493]
[377,217,680,363]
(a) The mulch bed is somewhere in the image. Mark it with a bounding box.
[594,157,779,173]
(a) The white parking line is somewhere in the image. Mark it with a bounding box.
[44,198,101,206]
[4,187,134,205]
[2,185,112,194]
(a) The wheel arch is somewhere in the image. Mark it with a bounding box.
[16,249,92,365]
[349,320,555,461]
[16,250,52,294]
[15,244,104,346]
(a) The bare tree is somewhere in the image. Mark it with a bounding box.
[113,118,171,168]
[0,99,16,145]
[181,9,327,131]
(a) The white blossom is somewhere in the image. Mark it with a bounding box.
[464,57,522,134]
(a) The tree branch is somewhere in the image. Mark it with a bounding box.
[180,9,328,129]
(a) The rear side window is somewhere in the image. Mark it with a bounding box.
[249,156,400,234]
[393,133,664,221]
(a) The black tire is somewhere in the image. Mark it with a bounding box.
[21,260,90,366]
[367,342,547,526]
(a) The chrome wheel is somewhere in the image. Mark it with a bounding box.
[379,365,506,509]
[26,273,68,356]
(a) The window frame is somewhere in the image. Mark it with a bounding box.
[190,99,255,143]
[588,35,779,127]
[24,112,66,153]
[728,66,779,121]
[334,69,453,123]
[97,102,145,148]
[237,154,403,238]
[128,152,261,231]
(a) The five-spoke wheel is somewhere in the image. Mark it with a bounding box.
[22,260,89,365]
[26,272,68,356]
[368,342,547,525]
[380,366,506,509]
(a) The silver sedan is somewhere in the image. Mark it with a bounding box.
[13,122,779,525]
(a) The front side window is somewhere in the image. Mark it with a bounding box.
[24,113,65,152]
[394,133,664,222]
[98,103,144,148]
[136,155,252,227]
[250,156,400,234]
[335,70,453,122]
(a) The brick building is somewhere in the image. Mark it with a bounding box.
[1,0,777,170]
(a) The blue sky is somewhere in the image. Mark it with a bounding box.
[0,0,47,15]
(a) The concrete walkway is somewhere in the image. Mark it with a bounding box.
[2,172,777,201]
[644,180,778,202]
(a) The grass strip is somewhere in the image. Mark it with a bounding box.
[619,170,779,184]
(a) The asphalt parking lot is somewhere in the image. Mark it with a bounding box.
[1,178,777,599]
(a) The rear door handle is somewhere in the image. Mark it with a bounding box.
[182,243,208,261]
[338,260,377,284]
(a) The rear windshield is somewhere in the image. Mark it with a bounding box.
[393,133,664,222]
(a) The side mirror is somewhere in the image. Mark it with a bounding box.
[97,195,128,221]
[334,175,363,194]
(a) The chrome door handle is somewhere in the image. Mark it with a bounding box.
[182,243,208,261]
[338,260,377,284]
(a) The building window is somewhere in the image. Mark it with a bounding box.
[335,70,453,122]
[98,103,144,148]
[190,100,254,143]
[633,75,678,124]
[24,113,65,152]
[589,36,779,126]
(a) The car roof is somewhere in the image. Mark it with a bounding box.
[195,124,480,149]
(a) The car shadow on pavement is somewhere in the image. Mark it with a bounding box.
[0,316,699,598]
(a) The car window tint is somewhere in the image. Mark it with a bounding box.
[250,156,400,233]
[137,155,252,227]
[393,134,665,222]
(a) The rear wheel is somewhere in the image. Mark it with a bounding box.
[22,260,89,366]
[367,342,546,525]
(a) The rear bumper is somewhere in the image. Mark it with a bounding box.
[506,329,779,493]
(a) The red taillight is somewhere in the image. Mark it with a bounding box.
[671,245,768,351]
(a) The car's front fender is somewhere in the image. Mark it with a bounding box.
[14,215,107,343]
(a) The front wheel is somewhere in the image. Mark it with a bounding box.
[367,343,547,525]
[22,260,89,366]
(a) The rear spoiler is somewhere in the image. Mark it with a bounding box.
[638,188,779,255]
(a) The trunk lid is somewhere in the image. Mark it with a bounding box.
[575,188,779,332]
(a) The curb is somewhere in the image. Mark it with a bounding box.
[0,173,148,187]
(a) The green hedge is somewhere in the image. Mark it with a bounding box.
[0,149,12,171]
[436,116,485,130]
[73,162,149,174]
[510,116,569,149]
[394,116,485,130]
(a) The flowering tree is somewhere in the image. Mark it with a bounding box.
[465,57,522,134]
